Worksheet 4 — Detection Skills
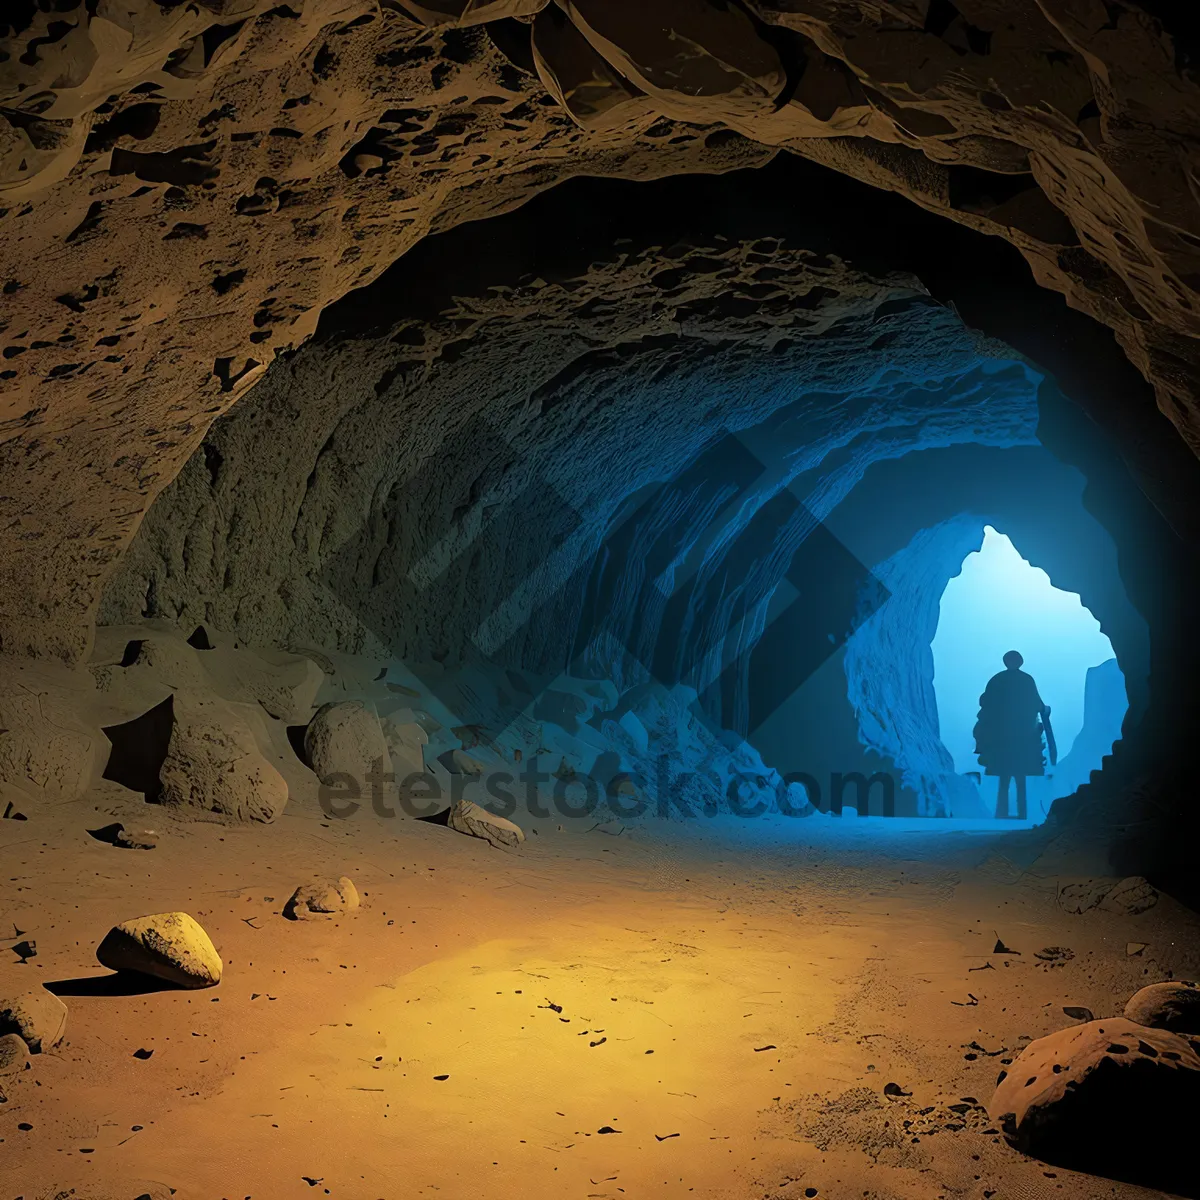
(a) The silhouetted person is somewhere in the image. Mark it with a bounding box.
[972,651,1056,820]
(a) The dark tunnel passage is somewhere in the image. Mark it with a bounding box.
[101,154,1200,901]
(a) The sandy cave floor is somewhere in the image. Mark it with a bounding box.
[1,787,1198,1200]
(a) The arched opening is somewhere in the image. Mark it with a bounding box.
[932,525,1127,826]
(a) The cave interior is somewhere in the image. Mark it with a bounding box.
[2,2,1200,1197]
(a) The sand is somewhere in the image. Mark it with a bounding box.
[2,780,1197,1200]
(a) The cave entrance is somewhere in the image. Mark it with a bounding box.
[931,525,1126,826]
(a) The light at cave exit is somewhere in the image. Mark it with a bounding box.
[932,526,1122,794]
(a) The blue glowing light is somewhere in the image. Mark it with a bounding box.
[932,526,1123,796]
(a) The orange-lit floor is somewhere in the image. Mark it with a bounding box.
[2,793,1197,1199]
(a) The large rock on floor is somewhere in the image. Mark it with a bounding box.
[304,701,390,789]
[989,1016,1200,1193]
[0,989,68,1053]
[284,875,360,920]
[159,703,288,824]
[96,912,222,989]
[102,694,288,823]
[1125,981,1200,1035]
[447,798,525,848]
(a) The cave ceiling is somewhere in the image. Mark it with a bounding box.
[0,0,1197,663]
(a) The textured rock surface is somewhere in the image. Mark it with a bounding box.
[989,1015,1200,1192]
[283,874,360,919]
[0,990,68,1053]
[158,700,289,823]
[303,700,390,786]
[0,659,101,802]
[113,824,159,850]
[0,1,1197,662]
[1098,874,1159,915]
[0,0,769,662]
[1124,980,1200,1034]
[96,910,223,988]
[101,237,1039,659]
[447,797,525,846]
[0,1032,30,1077]
[383,717,429,777]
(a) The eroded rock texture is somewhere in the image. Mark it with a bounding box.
[0,0,1197,662]
[98,238,1032,661]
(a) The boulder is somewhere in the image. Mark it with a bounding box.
[103,695,287,823]
[284,875,360,920]
[159,704,288,824]
[989,1016,1200,1193]
[0,989,67,1052]
[96,911,222,989]
[304,701,390,790]
[1125,981,1200,1034]
[0,1031,29,1075]
[447,798,525,848]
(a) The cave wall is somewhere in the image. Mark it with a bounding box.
[1,0,1198,662]
[99,235,1040,688]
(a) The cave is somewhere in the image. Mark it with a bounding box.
[3,3,1200,1197]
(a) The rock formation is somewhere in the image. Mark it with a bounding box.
[0,0,1197,668]
[303,699,390,785]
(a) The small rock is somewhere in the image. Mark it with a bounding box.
[96,911,222,989]
[1034,946,1074,963]
[284,876,360,920]
[0,1032,30,1075]
[114,826,158,850]
[1099,875,1158,915]
[447,798,525,848]
[1126,942,1147,956]
[1124,980,1200,1034]
[0,989,67,1052]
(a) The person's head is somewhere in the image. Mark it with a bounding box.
[1003,650,1023,670]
